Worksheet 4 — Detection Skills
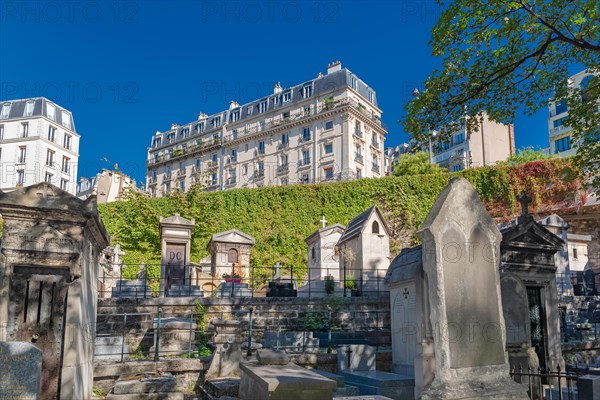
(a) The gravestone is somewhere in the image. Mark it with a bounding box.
[205,320,244,380]
[337,345,376,372]
[267,262,298,297]
[0,342,42,400]
[417,177,528,399]
[149,317,197,356]
[219,282,252,297]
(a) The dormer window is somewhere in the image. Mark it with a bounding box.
[351,76,358,89]
[212,116,221,127]
[230,109,240,122]
[259,101,267,113]
[61,111,71,129]
[196,122,204,132]
[283,91,291,102]
[302,85,312,99]
[47,103,56,121]
[24,101,34,117]
[0,103,11,119]
[247,106,253,116]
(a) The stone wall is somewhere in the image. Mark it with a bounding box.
[562,340,600,365]
[562,204,600,287]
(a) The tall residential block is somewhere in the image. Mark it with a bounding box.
[548,69,599,157]
[145,62,387,196]
[0,97,80,194]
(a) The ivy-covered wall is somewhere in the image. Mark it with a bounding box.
[98,158,581,283]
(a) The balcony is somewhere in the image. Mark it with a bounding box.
[300,135,312,143]
[277,164,289,174]
[354,154,364,164]
[207,160,218,169]
[354,130,364,139]
[164,172,172,180]
[226,177,237,186]
[278,142,289,150]
[371,164,380,173]
[371,140,380,149]
[254,170,265,179]
[299,158,311,167]
[549,124,571,138]
[177,169,186,177]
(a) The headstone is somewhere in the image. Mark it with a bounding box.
[149,317,198,357]
[257,349,289,365]
[262,331,320,351]
[0,342,42,400]
[578,375,600,400]
[219,282,252,297]
[337,345,376,372]
[205,320,244,380]
[417,177,528,399]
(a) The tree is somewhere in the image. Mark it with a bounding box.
[393,152,446,176]
[499,147,555,165]
[403,0,599,192]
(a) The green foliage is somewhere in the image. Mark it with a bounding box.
[194,301,212,357]
[393,152,446,176]
[344,274,357,290]
[402,0,599,193]
[93,386,108,398]
[300,296,344,331]
[499,147,555,165]
[98,159,582,280]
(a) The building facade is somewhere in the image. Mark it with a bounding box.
[146,62,387,197]
[548,69,599,157]
[0,97,79,194]
[77,168,138,203]
[431,113,515,172]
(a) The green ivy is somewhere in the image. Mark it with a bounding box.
[98,159,581,282]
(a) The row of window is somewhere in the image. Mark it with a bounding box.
[0,102,72,130]
[0,123,73,150]
[7,167,70,190]
[554,136,572,153]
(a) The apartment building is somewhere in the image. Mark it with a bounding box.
[548,69,599,157]
[384,143,411,175]
[0,97,79,194]
[146,61,387,197]
[431,113,515,172]
[77,168,138,203]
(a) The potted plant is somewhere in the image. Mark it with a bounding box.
[222,272,242,283]
[324,97,335,110]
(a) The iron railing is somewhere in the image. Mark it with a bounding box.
[510,364,585,400]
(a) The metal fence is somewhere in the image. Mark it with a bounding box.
[510,364,587,400]
[98,263,390,299]
[94,307,391,363]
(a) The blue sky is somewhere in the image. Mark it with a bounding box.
[0,1,557,184]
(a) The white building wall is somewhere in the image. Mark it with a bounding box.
[0,114,79,194]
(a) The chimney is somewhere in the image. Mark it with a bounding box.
[229,100,240,110]
[317,72,323,78]
[171,123,179,130]
[327,61,342,74]
[198,112,208,120]
[273,82,283,94]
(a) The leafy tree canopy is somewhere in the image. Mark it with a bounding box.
[403,0,599,192]
[499,146,555,165]
[393,151,446,176]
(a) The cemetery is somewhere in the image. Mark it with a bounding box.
[1,165,600,399]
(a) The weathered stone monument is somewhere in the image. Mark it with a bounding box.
[387,177,529,399]
[499,192,565,373]
[207,229,255,280]
[0,183,109,400]
[0,341,43,400]
[159,214,203,297]
[205,319,244,380]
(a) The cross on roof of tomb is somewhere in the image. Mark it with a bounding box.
[320,215,328,229]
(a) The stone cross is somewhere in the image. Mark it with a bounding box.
[273,262,283,280]
[320,215,328,228]
[345,347,353,368]
[36,185,56,199]
[517,190,532,216]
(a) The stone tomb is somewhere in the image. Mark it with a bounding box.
[149,317,197,357]
[239,350,337,400]
[337,344,414,399]
[159,214,203,297]
[0,183,109,400]
[0,341,43,400]
[387,177,529,400]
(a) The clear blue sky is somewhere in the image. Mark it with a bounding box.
[1,1,554,184]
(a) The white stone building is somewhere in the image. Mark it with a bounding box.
[431,113,515,172]
[548,69,599,157]
[145,61,387,196]
[77,168,138,203]
[0,97,79,194]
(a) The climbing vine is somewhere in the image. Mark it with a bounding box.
[98,158,583,281]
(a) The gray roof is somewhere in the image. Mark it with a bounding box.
[153,66,379,140]
[0,97,76,132]
[337,206,389,244]
[386,245,423,284]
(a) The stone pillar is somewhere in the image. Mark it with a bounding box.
[159,214,195,297]
[417,177,528,400]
